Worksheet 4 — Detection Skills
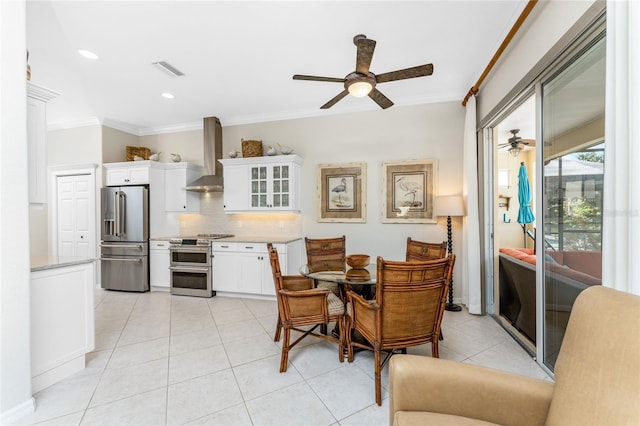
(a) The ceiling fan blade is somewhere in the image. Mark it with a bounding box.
[376,64,434,83]
[320,90,349,109]
[522,138,536,146]
[356,38,376,74]
[293,74,345,83]
[368,88,394,109]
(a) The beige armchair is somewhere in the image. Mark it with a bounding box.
[389,285,640,426]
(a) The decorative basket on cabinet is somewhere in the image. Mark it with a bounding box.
[241,139,263,157]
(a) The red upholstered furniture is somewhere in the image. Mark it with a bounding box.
[498,248,601,343]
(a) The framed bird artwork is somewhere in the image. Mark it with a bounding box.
[317,162,366,222]
[382,159,437,223]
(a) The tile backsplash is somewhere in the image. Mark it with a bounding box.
[178,192,302,237]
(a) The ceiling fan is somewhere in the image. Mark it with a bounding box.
[498,129,536,156]
[293,34,433,110]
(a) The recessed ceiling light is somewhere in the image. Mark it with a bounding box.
[77,49,98,60]
[161,92,175,99]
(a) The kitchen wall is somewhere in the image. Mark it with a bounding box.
[37,101,465,277]
[141,101,466,289]
[29,124,103,257]
[102,125,139,163]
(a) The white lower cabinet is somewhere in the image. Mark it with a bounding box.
[212,239,302,296]
[150,240,170,289]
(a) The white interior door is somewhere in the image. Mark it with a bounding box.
[57,174,93,257]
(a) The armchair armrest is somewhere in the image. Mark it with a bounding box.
[280,288,331,317]
[347,290,379,312]
[389,355,553,426]
[282,275,314,291]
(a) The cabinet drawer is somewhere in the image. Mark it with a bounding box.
[237,243,265,253]
[150,240,170,250]
[212,242,239,251]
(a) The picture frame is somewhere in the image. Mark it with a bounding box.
[381,159,437,223]
[317,162,366,222]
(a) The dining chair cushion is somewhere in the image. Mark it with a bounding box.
[327,292,344,316]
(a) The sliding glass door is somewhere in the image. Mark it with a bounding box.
[486,15,605,373]
[540,34,605,370]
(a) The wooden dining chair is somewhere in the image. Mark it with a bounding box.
[304,235,346,273]
[345,255,455,405]
[268,243,345,372]
[305,235,346,334]
[405,237,447,261]
[406,238,449,341]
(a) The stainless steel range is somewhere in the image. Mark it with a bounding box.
[169,234,234,297]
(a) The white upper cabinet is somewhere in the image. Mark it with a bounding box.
[164,163,201,212]
[27,83,59,204]
[104,162,150,186]
[219,155,302,213]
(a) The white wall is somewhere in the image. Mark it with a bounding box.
[1,0,35,420]
[223,102,466,261]
[142,102,466,297]
[48,124,102,166]
[30,125,103,257]
[102,125,140,163]
[141,129,201,165]
[478,0,598,121]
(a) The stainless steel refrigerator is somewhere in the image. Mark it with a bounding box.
[100,185,149,292]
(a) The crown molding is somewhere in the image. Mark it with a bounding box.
[47,117,101,132]
[27,82,59,102]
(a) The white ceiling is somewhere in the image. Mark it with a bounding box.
[26,0,529,135]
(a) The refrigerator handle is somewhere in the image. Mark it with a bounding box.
[118,191,126,237]
[114,191,120,237]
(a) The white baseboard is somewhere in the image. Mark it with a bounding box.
[32,356,85,394]
[1,397,36,424]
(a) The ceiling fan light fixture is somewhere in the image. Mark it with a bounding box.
[348,81,373,97]
[508,145,522,157]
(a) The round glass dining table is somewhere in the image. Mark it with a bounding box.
[299,263,377,286]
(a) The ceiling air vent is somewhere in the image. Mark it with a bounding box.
[152,61,184,77]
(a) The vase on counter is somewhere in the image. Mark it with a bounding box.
[170,153,181,162]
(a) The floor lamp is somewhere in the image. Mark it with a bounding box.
[435,195,465,312]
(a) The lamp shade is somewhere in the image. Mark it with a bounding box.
[435,195,465,217]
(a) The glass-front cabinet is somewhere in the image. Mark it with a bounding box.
[250,164,291,209]
[220,155,302,213]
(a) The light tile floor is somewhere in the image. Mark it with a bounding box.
[14,290,551,426]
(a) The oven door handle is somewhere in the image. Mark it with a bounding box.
[169,266,210,273]
[101,244,144,250]
[100,257,143,263]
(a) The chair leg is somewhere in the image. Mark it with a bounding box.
[320,323,328,335]
[280,328,290,372]
[431,336,440,358]
[337,318,344,363]
[439,330,444,341]
[374,348,382,406]
[346,318,354,363]
[274,317,282,342]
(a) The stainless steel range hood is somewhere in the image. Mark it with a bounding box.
[185,117,224,192]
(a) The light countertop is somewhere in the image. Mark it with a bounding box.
[151,236,302,244]
[31,256,96,272]
[213,236,302,244]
